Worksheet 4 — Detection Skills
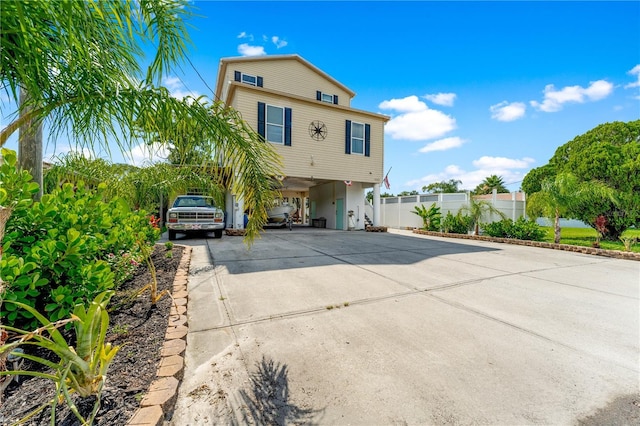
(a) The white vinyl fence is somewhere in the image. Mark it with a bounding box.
[374,191,526,229]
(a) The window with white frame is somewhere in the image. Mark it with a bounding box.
[258,102,291,146]
[316,90,338,104]
[241,73,257,86]
[351,122,365,155]
[234,70,263,87]
[266,105,284,144]
[321,93,334,103]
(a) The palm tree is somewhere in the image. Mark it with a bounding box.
[1,0,282,243]
[458,195,507,235]
[43,154,225,215]
[526,173,615,244]
[473,175,509,195]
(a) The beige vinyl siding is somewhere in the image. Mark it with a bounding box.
[223,58,352,106]
[234,89,384,185]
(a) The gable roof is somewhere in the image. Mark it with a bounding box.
[215,54,356,99]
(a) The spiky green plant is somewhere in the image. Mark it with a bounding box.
[0,291,119,425]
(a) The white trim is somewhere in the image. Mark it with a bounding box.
[241,73,257,86]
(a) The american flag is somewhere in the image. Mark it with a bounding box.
[383,175,390,190]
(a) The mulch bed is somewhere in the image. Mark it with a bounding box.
[0,244,183,425]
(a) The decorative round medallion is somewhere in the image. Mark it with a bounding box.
[308,120,327,140]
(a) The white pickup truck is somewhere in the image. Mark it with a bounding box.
[166,195,225,240]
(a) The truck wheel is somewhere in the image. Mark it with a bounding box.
[214,230,223,239]
[168,230,177,241]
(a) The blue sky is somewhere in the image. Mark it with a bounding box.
[3,1,639,193]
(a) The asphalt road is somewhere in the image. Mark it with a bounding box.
[168,228,639,425]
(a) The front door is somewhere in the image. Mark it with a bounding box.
[336,198,344,230]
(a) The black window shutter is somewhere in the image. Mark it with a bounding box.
[234,71,241,82]
[284,108,292,146]
[365,124,371,157]
[257,102,266,140]
[316,91,322,101]
[257,76,263,87]
[345,120,351,154]
[333,95,339,105]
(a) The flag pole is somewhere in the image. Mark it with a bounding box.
[382,167,392,189]
[382,167,392,183]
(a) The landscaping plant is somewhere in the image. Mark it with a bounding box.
[458,196,507,235]
[442,212,473,234]
[482,217,545,241]
[2,175,159,329]
[411,203,442,231]
[523,120,639,240]
[0,291,119,425]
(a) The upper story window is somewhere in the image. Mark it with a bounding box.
[257,102,292,146]
[242,74,257,86]
[316,90,339,105]
[266,105,284,144]
[351,122,365,155]
[234,71,263,87]
[345,120,370,157]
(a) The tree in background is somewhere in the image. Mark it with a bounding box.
[526,173,615,244]
[422,179,463,193]
[397,190,419,196]
[0,0,282,242]
[473,175,509,195]
[365,191,394,203]
[523,120,639,240]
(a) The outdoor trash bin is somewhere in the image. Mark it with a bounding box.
[312,218,326,228]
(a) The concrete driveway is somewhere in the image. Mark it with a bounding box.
[169,228,639,425]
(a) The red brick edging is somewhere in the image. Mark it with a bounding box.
[412,229,640,261]
[127,245,192,426]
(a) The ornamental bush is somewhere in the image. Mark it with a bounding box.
[482,217,545,241]
[1,163,160,329]
[442,212,473,234]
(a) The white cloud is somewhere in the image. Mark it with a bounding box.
[379,95,426,113]
[530,80,614,112]
[472,156,534,169]
[124,143,170,167]
[625,64,640,89]
[237,32,253,41]
[162,76,200,99]
[379,95,456,141]
[272,36,288,49]
[238,43,266,57]
[406,156,535,191]
[423,92,456,107]
[489,101,526,122]
[418,136,467,153]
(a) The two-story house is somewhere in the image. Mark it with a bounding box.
[215,54,389,230]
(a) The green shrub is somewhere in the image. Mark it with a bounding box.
[2,180,160,329]
[442,212,473,234]
[482,217,545,241]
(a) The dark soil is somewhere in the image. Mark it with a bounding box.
[0,245,183,425]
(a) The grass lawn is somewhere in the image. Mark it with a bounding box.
[541,227,640,253]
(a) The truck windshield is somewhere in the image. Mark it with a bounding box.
[175,197,215,208]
